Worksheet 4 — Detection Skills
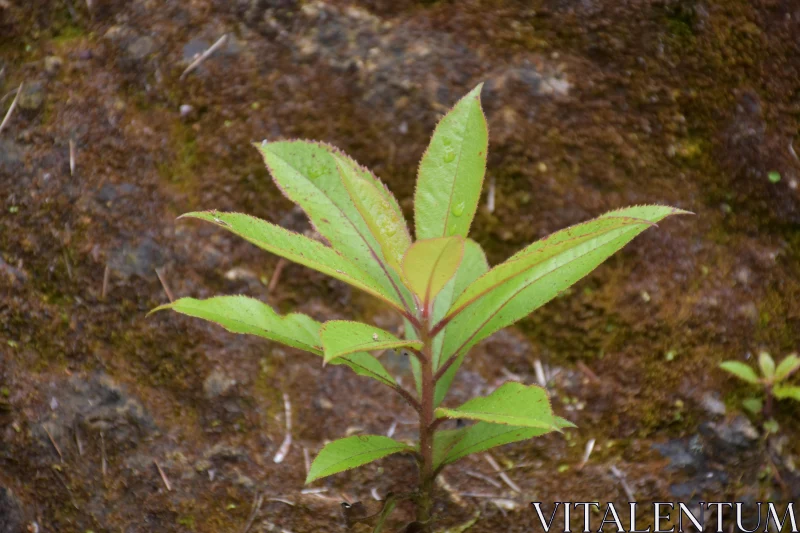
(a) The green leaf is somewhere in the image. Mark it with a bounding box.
[719,361,760,384]
[432,240,489,405]
[320,320,422,364]
[436,206,689,385]
[773,386,800,402]
[758,352,775,380]
[330,352,397,387]
[153,295,396,387]
[306,435,412,484]
[401,236,465,309]
[415,84,488,240]
[434,382,557,429]
[150,296,322,354]
[775,353,800,382]
[180,211,406,313]
[333,152,412,274]
[741,397,763,414]
[433,422,556,468]
[255,141,413,311]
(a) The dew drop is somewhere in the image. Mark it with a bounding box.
[451,201,465,217]
[443,149,456,163]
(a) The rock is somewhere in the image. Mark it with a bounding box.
[95,182,140,205]
[701,415,759,452]
[653,437,704,474]
[700,392,726,418]
[34,373,155,458]
[203,370,236,399]
[109,237,165,278]
[17,82,45,112]
[43,56,63,75]
[0,487,25,533]
[179,104,194,118]
[127,36,156,61]
[0,139,23,176]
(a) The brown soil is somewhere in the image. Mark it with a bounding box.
[1,0,799,531]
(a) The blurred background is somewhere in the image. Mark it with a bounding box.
[1,0,799,531]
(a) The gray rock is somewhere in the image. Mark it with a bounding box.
[203,370,236,399]
[0,140,23,176]
[703,415,759,451]
[34,373,155,458]
[17,82,45,112]
[127,36,156,60]
[0,487,25,533]
[109,237,165,278]
[700,392,726,418]
[44,56,63,75]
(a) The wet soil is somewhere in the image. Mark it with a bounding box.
[1,0,800,531]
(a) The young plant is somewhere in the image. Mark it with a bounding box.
[152,84,686,529]
[721,352,800,419]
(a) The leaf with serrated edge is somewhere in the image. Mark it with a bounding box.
[402,236,465,309]
[334,152,412,274]
[320,320,422,364]
[434,423,554,468]
[434,382,557,430]
[774,386,800,402]
[758,352,776,379]
[180,211,405,313]
[256,141,414,312]
[306,435,412,484]
[775,354,800,382]
[434,206,689,403]
[431,240,489,405]
[150,296,322,354]
[152,294,395,387]
[415,84,488,240]
[720,361,760,384]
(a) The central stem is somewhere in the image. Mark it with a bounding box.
[416,322,435,524]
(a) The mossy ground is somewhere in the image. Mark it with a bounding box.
[1,0,799,531]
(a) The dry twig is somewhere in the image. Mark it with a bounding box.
[154,460,172,491]
[155,267,175,302]
[0,82,22,134]
[273,393,292,463]
[484,454,521,493]
[180,34,228,81]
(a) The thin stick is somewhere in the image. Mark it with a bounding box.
[180,34,228,81]
[268,258,288,293]
[100,431,107,477]
[69,139,76,176]
[242,492,263,533]
[576,361,601,383]
[533,359,547,388]
[385,420,397,438]
[101,265,110,300]
[577,438,595,471]
[0,82,22,134]
[609,465,635,501]
[63,250,73,280]
[154,460,172,491]
[273,393,292,463]
[43,425,64,462]
[484,454,521,493]
[155,267,175,302]
[464,469,502,489]
[487,176,496,213]
[302,447,311,476]
[74,420,83,456]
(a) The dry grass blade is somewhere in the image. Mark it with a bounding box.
[483,454,521,493]
[154,460,172,491]
[273,393,292,463]
[180,34,228,80]
[0,82,23,134]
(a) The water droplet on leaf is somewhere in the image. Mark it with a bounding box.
[443,149,456,163]
[451,201,465,217]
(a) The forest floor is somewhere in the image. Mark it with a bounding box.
[1,0,800,531]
